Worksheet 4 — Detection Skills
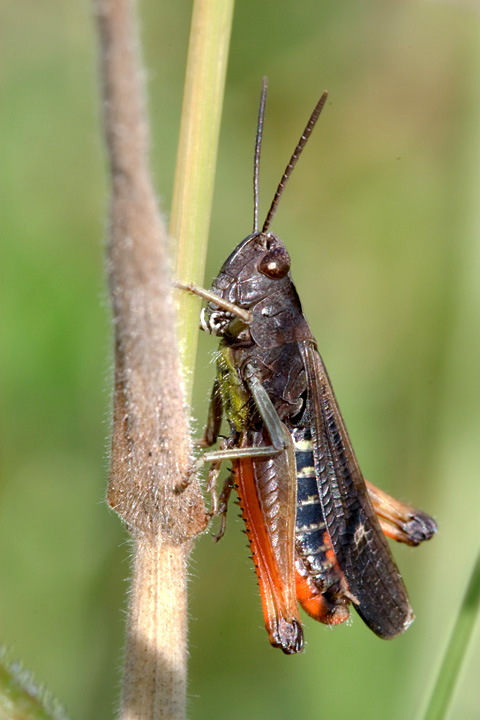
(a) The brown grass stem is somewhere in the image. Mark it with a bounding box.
[93,1,207,718]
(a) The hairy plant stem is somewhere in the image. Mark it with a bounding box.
[93,0,235,716]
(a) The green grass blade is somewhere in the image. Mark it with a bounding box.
[422,547,480,720]
[170,0,235,403]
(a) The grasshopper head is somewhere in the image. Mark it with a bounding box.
[201,232,292,338]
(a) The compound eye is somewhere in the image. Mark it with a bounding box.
[258,246,291,279]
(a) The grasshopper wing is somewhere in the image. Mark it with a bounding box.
[300,341,413,638]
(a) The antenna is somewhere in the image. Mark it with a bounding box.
[262,90,328,234]
[253,77,268,233]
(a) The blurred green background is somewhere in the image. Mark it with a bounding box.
[1,1,479,718]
